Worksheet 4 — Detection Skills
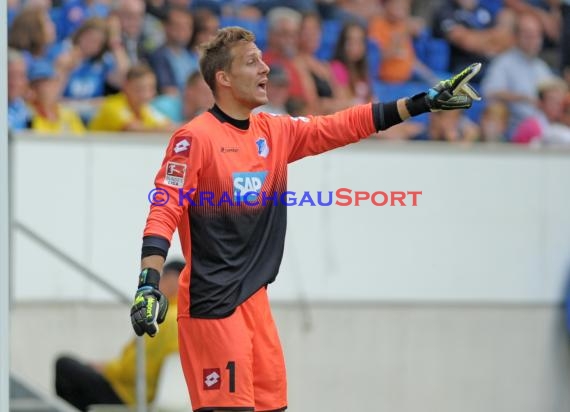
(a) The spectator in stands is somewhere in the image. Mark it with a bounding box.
[8,6,64,71]
[27,60,86,135]
[54,259,185,412]
[59,17,130,121]
[368,0,437,84]
[428,109,480,142]
[152,70,214,123]
[188,8,219,56]
[330,21,374,105]
[481,12,553,138]
[8,49,31,131]
[479,101,510,142]
[89,64,175,132]
[503,0,561,46]
[297,12,349,114]
[113,0,162,65]
[263,7,317,115]
[148,7,199,96]
[334,0,383,25]
[57,0,111,41]
[249,0,317,15]
[253,64,292,115]
[8,0,19,26]
[431,0,515,78]
[511,77,570,144]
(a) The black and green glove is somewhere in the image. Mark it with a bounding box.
[130,268,168,337]
[406,62,483,115]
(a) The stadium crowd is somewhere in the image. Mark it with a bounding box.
[7,0,570,144]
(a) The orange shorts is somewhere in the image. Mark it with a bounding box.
[178,286,287,411]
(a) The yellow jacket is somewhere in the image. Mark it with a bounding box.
[102,298,178,405]
[30,106,86,135]
[88,93,168,132]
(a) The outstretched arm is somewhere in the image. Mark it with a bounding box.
[286,63,482,162]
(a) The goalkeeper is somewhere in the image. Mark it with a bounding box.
[131,26,482,412]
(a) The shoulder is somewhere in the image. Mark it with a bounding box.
[168,112,216,143]
[252,111,294,127]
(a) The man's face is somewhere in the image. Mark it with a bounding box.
[224,42,270,109]
[77,28,106,58]
[31,78,59,105]
[124,74,156,107]
[517,15,543,57]
[271,19,299,58]
[119,0,145,38]
[299,16,321,54]
[166,10,193,47]
[8,59,28,101]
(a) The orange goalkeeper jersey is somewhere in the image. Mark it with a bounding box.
[143,104,376,319]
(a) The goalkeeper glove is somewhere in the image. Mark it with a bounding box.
[130,268,168,337]
[406,62,482,115]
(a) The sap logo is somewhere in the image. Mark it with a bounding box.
[233,171,268,202]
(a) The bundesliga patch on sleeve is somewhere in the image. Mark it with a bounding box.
[172,136,191,157]
[164,161,186,187]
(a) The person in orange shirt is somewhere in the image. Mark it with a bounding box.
[368,0,437,84]
[129,26,480,412]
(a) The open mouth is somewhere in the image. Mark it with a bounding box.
[257,79,268,93]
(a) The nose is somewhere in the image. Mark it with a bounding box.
[260,59,270,75]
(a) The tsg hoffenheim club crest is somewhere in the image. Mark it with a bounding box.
[256,137,269,158]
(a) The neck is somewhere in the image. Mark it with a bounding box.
[215,97,252,120]
[209,104,250,130]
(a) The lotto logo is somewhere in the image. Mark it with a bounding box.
[233,171,268,202]
[203,368,221,390]
[173,137,191,156]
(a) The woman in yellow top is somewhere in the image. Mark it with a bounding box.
[54,260,185,411]
[89,65,177,133]
[28,61,86,135]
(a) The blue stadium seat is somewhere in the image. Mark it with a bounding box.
[414,32,450,73]
[316,19,343,60]
[366,39,381,81]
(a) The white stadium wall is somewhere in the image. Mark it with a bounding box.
[9,132,570,412]
[10,133,570,304]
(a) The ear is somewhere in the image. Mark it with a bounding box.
[215,70,231,89]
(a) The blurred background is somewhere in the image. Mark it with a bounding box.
[5,0,570,411]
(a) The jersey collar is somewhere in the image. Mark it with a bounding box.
[209,104,250,130]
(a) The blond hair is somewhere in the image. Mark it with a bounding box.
[199,26,255,96]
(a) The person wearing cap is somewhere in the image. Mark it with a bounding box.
[54,259,185,411]
[28,60,86,135]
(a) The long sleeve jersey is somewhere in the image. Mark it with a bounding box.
[143,103,377,318]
